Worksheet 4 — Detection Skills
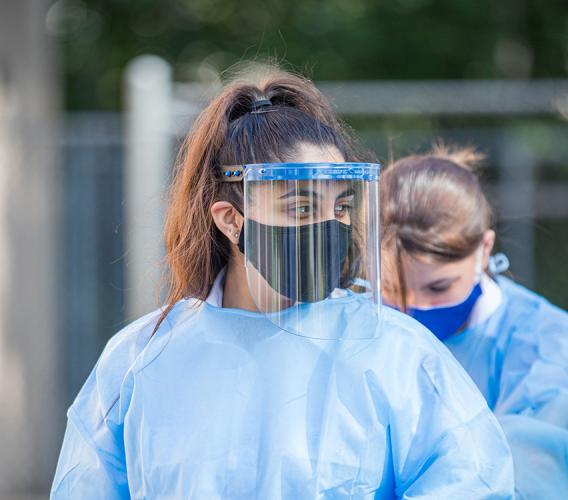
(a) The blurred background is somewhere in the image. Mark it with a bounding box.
[1,0,567,497]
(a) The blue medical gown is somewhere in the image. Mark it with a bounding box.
[445,277,568,499]
[52,297,514,499]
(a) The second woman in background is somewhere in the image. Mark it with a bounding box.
[381,145,568,499]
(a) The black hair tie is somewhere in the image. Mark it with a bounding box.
[250,99,273,113]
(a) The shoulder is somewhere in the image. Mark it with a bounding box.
[496,276,568,365]
[70,299,199,425]
[496,276,568,341]
[498,276,568,322]
[380,305,464,363]
[376,306,488,415]
[370,307,509,485]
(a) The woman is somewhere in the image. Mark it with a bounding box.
[381,144,568,499]
[51,70,513,499]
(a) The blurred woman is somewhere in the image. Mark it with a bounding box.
[51,73,513,499]
[381,144,568,499]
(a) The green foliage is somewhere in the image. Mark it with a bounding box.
[49,0,568,110]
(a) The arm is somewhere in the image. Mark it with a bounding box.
[50,369,129,500]
[493,300,568,499]
[51,406,129,499]
[391,351,514,499]
[50,308,164,499]
[499,415,568,499]
[400,410,513,499]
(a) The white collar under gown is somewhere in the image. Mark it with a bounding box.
[51,271,514,499]
[445,275,568,499]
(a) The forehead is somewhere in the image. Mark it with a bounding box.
[292,142,344,163]
[403,255,458,280]
[381,248,474,286]
[249,179,354,199]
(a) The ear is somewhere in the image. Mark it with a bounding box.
[210,201,243,247]
[481,229,496,270]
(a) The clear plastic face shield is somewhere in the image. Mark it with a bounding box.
[233,162,381,339]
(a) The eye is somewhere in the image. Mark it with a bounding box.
[334,200,353,215]
[287,201,314,218]
[427,284,451,294]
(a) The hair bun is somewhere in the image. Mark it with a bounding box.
[429,142,485,173]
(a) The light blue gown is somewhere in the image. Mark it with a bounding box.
[445,276,568,500]
[52,293,514,499]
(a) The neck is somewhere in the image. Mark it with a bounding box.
[222,253,259,311]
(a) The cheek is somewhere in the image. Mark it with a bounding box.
[247,202,286,225]
[425,289,465,306]
[455,273,479,299]
[338,212,351,225]
[424,280,476,307]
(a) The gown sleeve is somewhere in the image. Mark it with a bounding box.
[50,368,130,500]
[51,311,160,500]
[493,292,568,499]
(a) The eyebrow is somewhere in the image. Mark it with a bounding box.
[278,189,321,200]
[336,188,355,199]
[421,276,460,290]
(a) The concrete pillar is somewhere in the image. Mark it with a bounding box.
[124,55,172,321]
[0,0,62,497]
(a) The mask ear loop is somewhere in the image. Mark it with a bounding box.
[488,253,510,275]
[474,245,484,282]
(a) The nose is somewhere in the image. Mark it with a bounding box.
[326,206,351,225]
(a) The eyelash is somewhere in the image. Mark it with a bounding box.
[291,204,312,216]
[428,285,451,294]
[335,202,353,214]
[287,200,353,218]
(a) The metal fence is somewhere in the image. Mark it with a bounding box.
[61,112,126,402]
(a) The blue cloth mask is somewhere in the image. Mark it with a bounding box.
[407,282,483,341]
[391,246,485,341]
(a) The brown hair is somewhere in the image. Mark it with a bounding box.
[381,143,492,309]
[154,66,370,331]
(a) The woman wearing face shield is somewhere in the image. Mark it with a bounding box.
[381,144,568,499]
[51,70,514,499]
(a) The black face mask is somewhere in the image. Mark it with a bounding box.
[239,219,352,303]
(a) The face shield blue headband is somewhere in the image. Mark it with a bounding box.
[404,247,484,342]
